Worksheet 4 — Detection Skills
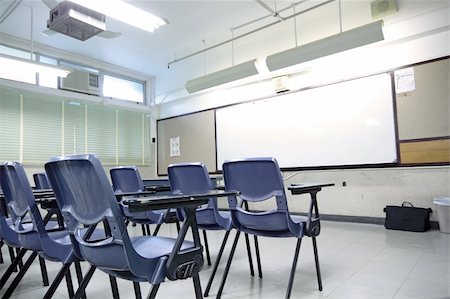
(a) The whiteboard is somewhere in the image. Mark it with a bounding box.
[216,73,398,169]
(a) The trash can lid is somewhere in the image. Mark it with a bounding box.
[433,197,450,205]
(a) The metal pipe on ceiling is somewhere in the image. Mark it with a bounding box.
[167,0,336,68]
[0,0,23,24]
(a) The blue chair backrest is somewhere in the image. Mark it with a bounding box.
[168,162,214,204]
[222,158,295,235]
[168,163,230,229]
[33,172,51,189]
[0,169,19,245]
[0,162,73,258]
[45,154,166,283]
[0,162,38,223]
[110,166,145,193]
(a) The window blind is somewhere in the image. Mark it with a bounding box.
[0,88,20,161]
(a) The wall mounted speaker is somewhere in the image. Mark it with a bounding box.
[371,0,398,19]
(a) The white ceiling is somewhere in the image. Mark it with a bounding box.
[0,0,311,78]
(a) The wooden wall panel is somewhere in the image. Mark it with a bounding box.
[400,139,450,164]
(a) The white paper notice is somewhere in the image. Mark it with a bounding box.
[170,136,180,157]
[394,67,415,93]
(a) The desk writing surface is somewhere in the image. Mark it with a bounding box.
[288,183,335,195]
[122,190,238,212]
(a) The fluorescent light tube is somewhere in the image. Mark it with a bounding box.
[0,53,71,78]
[185,60,259,93]
[266,20,384,71]
[71,0,167,32]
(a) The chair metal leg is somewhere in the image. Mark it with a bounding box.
[216,231,241,299]
[15,247,23,270]
[38,256,50,286]
[65,267,75,298]
[152,223,162,236]
[2,251,38,298]
[0,241,3,264]
[192,273,203,299]
[109,275,120,298]
[74,261,86,299]
[202,230,211,266]
[204,230,230,297]
[73,265,96,299]
[7,246,16,270]
[244,233,255,276]
[312,235,322,291]
[146,283,160,299]
[0,248,27,289]
[42,263,71,298]
[133,282,142,299]
[175,219,181,233]
[253,235,263,278]
[285,238,302,299]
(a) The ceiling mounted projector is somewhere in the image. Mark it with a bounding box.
[47,1,106,41]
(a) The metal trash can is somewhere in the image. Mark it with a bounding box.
[433,197,450,233]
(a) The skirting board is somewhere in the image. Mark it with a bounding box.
[219,209,440,230]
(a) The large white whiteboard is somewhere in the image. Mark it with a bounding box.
[216,73,398,168]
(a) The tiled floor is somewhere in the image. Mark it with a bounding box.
[1,221,449,298]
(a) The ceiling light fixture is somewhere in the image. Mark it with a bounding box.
[185,60,259,94]
[185,21,384,94]
[0,53,71,79]
[70,0,167,33]
[266,20,385,71]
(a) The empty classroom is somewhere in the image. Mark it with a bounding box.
[0,1,449,298]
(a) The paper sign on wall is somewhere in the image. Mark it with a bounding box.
[170,136,180,157]
[394,67,415,93]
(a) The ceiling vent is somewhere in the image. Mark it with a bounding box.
[47,1,106,41]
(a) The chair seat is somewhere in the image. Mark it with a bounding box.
[196,209,233,231]
[121,206,165,225]
[81,235,194,273]
[131,236,194,259]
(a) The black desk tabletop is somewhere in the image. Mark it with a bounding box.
[122,190,238,212]
[288,183,335,195]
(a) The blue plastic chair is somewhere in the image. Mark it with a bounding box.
[0,161,86,298]
[0,183,52,292]
[110,166,166,236]
[167,162,262,297]
[45,154,205,298]
[33,172,51,189]
[216,158,323,299]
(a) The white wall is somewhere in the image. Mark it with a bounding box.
[156,1,450,219]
